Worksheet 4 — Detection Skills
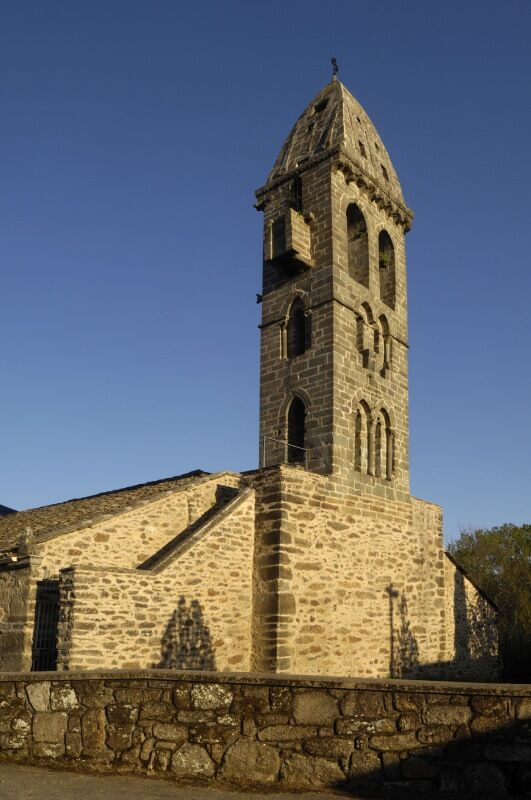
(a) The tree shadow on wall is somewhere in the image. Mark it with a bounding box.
[157,596,216,670]
[386,584,419,678]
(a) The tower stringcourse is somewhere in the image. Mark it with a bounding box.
[255,79,414,499]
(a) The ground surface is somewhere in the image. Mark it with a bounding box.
[0,763,520,799]
[0,763,355,800]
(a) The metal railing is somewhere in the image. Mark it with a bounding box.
[261,435,310,470]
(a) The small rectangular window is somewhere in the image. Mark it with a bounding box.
[358,140,366,158]
[381,164,389,182]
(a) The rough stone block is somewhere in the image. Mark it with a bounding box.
[393,693,424,712]
[65,732,82,758]
[423,705,471,726]
[81,708,106,753]
[189,723,237,744]
[152,723,187,743]
[417,725,454,744]
[26,682,51,712]
[221,739,280,784]
[281,752,344,788]
[471,695,507,717]
[258,724,316,742]
[293,691,337,725]
[171,743,215,778]
[139,702,173,721]
[336,717,396,736]
[270,686,291,712]
[50,684,78,711]
[341,691,387,718]
[32,741,65,758]
[106,724,133,751]
[33,712,68,744]
[370,732,419,751]
[191,684,232,711]
[398,712,420,731]
[106,704,138,725]
[303,737,353,759]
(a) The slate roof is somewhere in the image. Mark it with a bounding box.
[0,470,208,552]
[0,505,16,517]
[266,79,406,207]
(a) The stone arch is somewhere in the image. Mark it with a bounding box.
[346,202,369,288]
[280,288,311,319]
[378,229,396,309]
[372,405,394,480]
[278,387,312,424]
[285,297,310,359]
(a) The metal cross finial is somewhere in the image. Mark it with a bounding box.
[331,57,338,80]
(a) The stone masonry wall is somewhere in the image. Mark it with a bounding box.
[443,554,499,680]
[35,472,241,572]
[248,466,498,680]
[0,670,528,796]
[56,491,255,673]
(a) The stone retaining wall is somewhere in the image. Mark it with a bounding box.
[0,670,529,795]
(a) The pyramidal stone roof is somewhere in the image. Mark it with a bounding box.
[267,79,405,207]
[0,470,209,552]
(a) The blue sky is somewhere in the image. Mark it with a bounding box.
[1,1,530,542]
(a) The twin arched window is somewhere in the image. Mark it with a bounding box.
[354,403,394,480]
[356,304,391,376]
[346,203,396,309]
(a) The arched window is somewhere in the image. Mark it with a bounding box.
[354,401,371,474]
[374,409,394,480]
[287,396,306,464]
[286,298,308,358]
[378,230,395,309]
[375,419,382,477]
[347,203,369,288]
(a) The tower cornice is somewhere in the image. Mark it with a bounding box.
[255,145,413,233]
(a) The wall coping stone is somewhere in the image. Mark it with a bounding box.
[0,669,528,697]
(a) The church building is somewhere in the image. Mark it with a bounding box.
[0,78,498,680]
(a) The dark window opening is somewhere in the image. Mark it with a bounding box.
[313,98,328,114]
[358,141,367,158]
[286,298,308,358]
[290,175,303,212]
[354,410,362,472]
[31,580,59,671]
[378,230,396,309]
[287,396,306,464]
[381,164,389,182]
[346,203,369,288]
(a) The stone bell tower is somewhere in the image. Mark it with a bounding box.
[255,78,414,497]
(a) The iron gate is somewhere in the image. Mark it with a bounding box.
[31,580,59,671]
